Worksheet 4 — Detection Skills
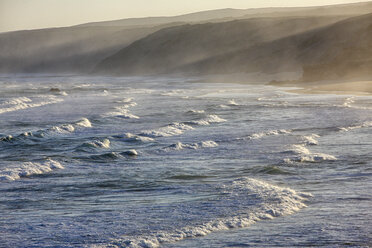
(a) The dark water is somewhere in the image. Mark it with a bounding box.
[0,76,371,247]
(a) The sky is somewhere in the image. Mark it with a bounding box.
[0,0,370,32]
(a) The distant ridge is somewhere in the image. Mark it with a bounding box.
[95,4,372,82]
[1,1,372,80]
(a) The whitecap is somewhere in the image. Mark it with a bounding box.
[165,140,218,151]
[51,124,75,133]
[0,95,63,114]
[141,123,194,138]
[121,133,155,142]
[75,118,93,128]
[84,139,110,149]
[228,99,239,106]
[302,134,320,145]
[187,115,226,126]
[283,144,337,163]
[338,121,372,132]
[0,159,64,181]
[243,129,292,140]
[187,109,205,114]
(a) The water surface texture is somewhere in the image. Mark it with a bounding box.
[0,76,371,247]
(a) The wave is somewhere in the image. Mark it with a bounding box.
[48,118,93,134]
[238,129,291,141]
[160,90,186,96]
[186,115,226,126]
[82,139,110,149]
[75,118,92,128]
[227,99,240,106]
[338,121,372,132]
[342,97,355,108]
[104,103,139,119]
[0,118,93,142]
[121,149,138,156]
[115,98,134,103]
[50,124,75,133]
[140,122,194,138]
[0,95,63,114]
[283,144,337,163]
[119,133,155,142]
[103,177,312,248]
[0,159,64,181]
[164,140,218,151]
[302,134,320,145]
[89,152,122,160]
[186,109,205,114]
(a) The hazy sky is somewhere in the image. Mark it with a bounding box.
[0,0,370,32]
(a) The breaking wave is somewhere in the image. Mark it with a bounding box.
[186,115,226,126]
[83,139,111,149]
[164,140,218,151]
[236,129,292,141]
[119,133,155,142]
[302,134,320,145]
[338,121,372,132]
[0,159,64,181]
[0,118,93,141]
[0,95,63,114]
[101,177,312,248]
[283,144,337,163]
[104,101,139,119]
[140,123,194,138]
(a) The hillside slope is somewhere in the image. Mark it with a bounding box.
[0,24,179,73]
[96,12,372,82]
[95,15,347,75]
[181,13,372,81]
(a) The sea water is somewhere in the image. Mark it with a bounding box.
[0,76,371,247]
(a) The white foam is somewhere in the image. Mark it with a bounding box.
[51,124,75,133]
[342,97,355,108]
[115,98,134,103]
[85,139,110,149]
[165,140,218,151]
[228,99,240,106]
[338,121,372,132]
[284,144,337,163]
[141,123,194,138]
[0,159,64,181]
[49,118,92,134]
[187,115,226,126]
[75,118,93,128]
[243,129,291,140]
[0,95,63,114]
[1,97,32,105]
[105,105,139,119]
[122,149,138,156]
[105,178,312,248]
[160,90,186,96]
[302,134,319,145]
[187,109,205,114]
[122,133,155,142]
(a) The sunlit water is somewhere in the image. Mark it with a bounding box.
[0,76,371,248]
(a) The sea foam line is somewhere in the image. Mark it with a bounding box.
[98,177,312,248]
[338,121,372,132]
[0,95,63,114]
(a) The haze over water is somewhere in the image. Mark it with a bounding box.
[0,76,371,247]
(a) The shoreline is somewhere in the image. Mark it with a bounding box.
[270,80,372,96]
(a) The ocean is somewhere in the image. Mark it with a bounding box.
[0,76,371,247]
